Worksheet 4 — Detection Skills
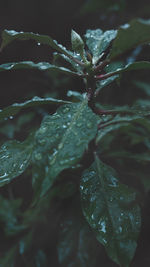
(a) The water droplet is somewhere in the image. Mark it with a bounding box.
[67,114,72,119]
[87,122,92,129]
[80,185,84,190]
[98,220,106,233]
[38,139,46,145]
[62,107,70,113]
[90,195,96,202]
[38,126,47,134]
[49,157,56,165]
[58,143,63,149]
[19,164,24,170]
[91,214,95,220]
[77,122,82,127]
[62,124,67,129]
[34,153,42,161]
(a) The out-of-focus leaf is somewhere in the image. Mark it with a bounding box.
[79,0,125,15]
[0,195,25,236]
[85,29,117,64]
[19,231,33,255]
[109,19,150,60]
[0,96,71,121]
[0,135,34,186]
[0,246,17,267]
[80,155,141,267]
[0,61,79,77]
[57,204,99,267]
[35,250,48,267]
[32,98,99,197]
[133,80,150,96]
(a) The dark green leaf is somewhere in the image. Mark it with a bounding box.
[57,202,99,267]
[0,195,25,236]
[109,19,150,60]
[0,96,71,121]
[0,246,17,267]
[85,29,117,64]
[80,156,141,267]
[79,0,125,15]
[1,30,71,59]
[53,52,83,72]
[133,80,150,96]
[0,61,78,77]
[109,61,150,75]
[0,136,34,186]
[96,114,142,143]
[35,250,48,267]
[33,98,99,196]
[96,75,118,94]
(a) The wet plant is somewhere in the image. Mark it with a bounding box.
[0,18,150,266]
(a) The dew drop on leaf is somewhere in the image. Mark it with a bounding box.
[62,107,70,113]
[58,143,63,149]
[86,122,93,129]
[34,152,42,161]
[38,126,47,134]
[77,122,82,127]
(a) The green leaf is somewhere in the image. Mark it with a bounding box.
[0,96,71,121]
[109,61,150,75]
[1,29,72,59]
[80,156,141,267]
[85,29,117,64]
[33,98,99,196]
[57,201,99,267]
[71,30,84,54]
[0,136,34,186]
[109,19,150,60]
[96,114,142,143]
[133,80,150,96]
[0,61,78,77]
[79,0,125,15]
[35,250,48,267]
[53,52,83,72]
[0,245,17,267]
[0,195,25,236]
[96,75,118,94]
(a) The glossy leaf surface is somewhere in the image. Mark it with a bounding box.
[0,61,78,76]
[1,30,72,59]
[109,19,150,59]
[0,96,71,121]
[85,29,117,64]
[109,61,150,75]
[96,114,142,143]
[0,137,33,186]
[80,156,141,267]
[33,99,99,196]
